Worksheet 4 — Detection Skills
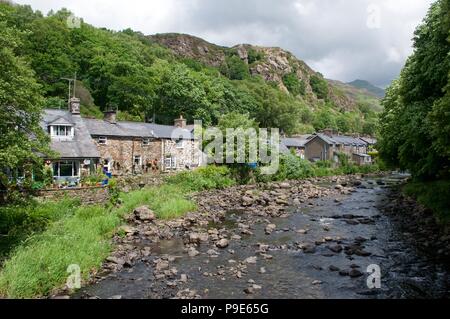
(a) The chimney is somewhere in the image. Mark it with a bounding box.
[174,115,186,128]
[104,110,117,124]
[69,97,80,114]
[322,129,333,137]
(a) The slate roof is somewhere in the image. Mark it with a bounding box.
[306,133,368,147]
[281,135,311,148]
[42,109,101,159]
[83,118,195,140]
[359,137,377,145]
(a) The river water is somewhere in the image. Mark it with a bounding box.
[75,174,449,299]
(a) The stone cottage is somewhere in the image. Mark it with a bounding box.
[41,98,101,184]
[281,135,311,159]
[304,131,368,163]
[41,98,202,181]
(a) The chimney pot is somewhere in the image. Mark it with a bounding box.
[104,110,117,124]
[174,115,186,128]
[69,97,80,114]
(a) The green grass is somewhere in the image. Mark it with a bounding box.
[0,198,80,263]
[403,180,450,223]
[0,167,229,298]
[0,206,119,298]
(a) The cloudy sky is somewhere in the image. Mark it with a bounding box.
[15,0,434,87]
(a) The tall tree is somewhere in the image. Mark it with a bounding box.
[379,0,450,179]
[0,19,50,183]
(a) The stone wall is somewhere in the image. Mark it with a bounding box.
[93,136,162,175]
[36,187,110,205]
[162,139,202,171]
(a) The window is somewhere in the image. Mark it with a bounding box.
[98,136,107,145]
[175,139,185,149]
[50,125,74,138]
[53,161,79,177]
[164,156,177,170]
[142,138,153,146]
[134,155,142,166]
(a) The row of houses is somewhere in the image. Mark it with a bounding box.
[43,98,202,182]
[41,98,376,183]
[280,131,377,166]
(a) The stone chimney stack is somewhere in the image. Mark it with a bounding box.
[174,115,186,128]
[104,110,117,124]
[69,97,80,114]
[322,129,333,137]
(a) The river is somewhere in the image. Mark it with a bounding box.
[74,174,449,299]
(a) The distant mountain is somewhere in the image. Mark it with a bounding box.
[347,80,385,98]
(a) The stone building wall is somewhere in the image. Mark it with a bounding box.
[92,136,162,175]
[162,139,202,171]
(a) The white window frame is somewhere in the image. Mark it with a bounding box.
[50,125,74,139]
[134,155,142,166]
[175,139,185,149]
[164,156,177,170]
[98,136,108,145]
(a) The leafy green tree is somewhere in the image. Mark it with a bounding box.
[0,19,50,186]
[247,48,264,64]
[310,74,329,100]
[282,73,306,96]
[379,0,450,180]
[222,55,249,80]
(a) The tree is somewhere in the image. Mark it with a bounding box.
[222,55,249,80]
[282,73,306,96]
[0,20,50,186]
[378,0,450,180]
[309,74,329,100]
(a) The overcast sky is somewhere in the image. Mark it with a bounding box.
[14,0,434,87]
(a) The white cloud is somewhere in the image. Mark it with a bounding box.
[14,0,435,87]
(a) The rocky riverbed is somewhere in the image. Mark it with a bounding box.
[69,173,450,299]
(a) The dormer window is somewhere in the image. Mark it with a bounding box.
[50,125,74,139]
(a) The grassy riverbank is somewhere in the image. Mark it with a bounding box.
[0,166,234,298]
[0,161,378,298]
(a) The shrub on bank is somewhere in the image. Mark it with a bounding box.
[166,165,236,192]
[403,180,450,223]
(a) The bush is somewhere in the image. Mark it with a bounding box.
[260,154,316,182]
[282,73,306,96]
[166,165,236,192]
[403,180,450,223]
[310,74,329,100]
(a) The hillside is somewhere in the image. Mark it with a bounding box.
[347,80,385,98]
[149,33,382,113]
[1,3,380,136]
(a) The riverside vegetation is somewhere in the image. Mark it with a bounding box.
[378,0,450,222]
[0,159,381,298]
